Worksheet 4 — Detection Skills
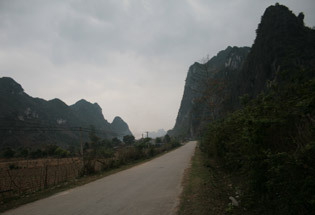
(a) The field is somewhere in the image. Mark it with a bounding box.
[0,157,83,202]
[0,142,181,207]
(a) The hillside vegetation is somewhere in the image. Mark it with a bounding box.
[175,4,315,214]
[201,75,315,214]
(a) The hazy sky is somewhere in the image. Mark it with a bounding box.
[1,0,314,138]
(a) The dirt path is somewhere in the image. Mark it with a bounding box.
[4,141,196,215]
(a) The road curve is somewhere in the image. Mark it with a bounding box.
[4,141,197,215]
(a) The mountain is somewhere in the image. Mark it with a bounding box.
[197,5,315,213]
[169,46,250,137]
[168,4,315,213]
[149,129,166,138]
[169,3,315,139]
[236,3,315,99]
[0,77,133,149]
[110,116,133,138]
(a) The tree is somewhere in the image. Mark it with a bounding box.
[155,137,162,144]
[298,12,304,23]
[46,144,58,156]
[55,147,69,158]
[16,147,29,158]
[89,125,100,145]
[123,135,135,145]
[163,134,171,143]
[101,139,113,148]
[30,149,43,159]
[2,147,15,158]
[112,137,122,145]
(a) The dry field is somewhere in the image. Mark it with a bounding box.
[0,143,179,206]
[0,157,84,202]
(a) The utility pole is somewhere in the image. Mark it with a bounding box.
[146,131,149,138]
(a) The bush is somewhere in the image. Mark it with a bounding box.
[2,147,15,158]
[201,78,315,214]
[30,149,43,159]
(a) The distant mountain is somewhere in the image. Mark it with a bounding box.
[0,77,133,149]
[149,129,166,138]
[110,116,133,137]
[169,3,315,138]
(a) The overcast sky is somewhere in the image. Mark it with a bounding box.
[0,0,314,138]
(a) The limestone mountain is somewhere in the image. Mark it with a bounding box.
[237,3,315,99]
[169,3,315,138]
[169,46,250,137]
[110,116,132,138]
[0,77,133,149]
[149,129,166,138]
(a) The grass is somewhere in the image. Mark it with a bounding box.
[0,146,180,213]
[178,143,248,215]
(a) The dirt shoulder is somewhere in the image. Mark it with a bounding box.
[177,144,250,215]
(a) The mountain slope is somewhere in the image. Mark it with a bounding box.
[237,3,315,99]
[110,116,132,137]
[174,3,315,214]
[170,3,315,139]
[169,46,250,137]
[0,77,133,149]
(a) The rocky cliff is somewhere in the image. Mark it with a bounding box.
[0,77,133,148]
[237,3,315,99]
[169,3,315,138]
[169,46,250,137]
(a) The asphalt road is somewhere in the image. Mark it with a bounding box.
[4,141,197,215]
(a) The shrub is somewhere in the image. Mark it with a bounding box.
[201,78,315,214]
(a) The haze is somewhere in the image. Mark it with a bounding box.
[0,0,314,138]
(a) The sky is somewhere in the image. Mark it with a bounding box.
[0,0,314,138]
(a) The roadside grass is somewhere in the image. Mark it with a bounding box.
[178,143,248,215]
[0,145,181,213]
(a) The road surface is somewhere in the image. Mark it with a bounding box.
[4,141,196,215]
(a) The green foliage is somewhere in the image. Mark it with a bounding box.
[96,147,114,159]
[54,147,69,158]
[46,144,59,156]
[163,134,171,143]
[30,149,43,159]
[123,135,135,145]
[155,137,162,144]
[0,144,71,159]
[239,93,250,106]
[2,147,15,158]
[88,125,100,145]
[201,77,315,214]
[16,147,29,158]
[112,137,122,145]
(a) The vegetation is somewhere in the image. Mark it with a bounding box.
[178,144,236,215]
[200,75,315,214]
[123,135,135,145]
[177,4,315,214]
[0,145,71,159]
[0,132,181,211]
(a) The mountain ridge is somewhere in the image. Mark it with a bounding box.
[169,3,315,138]
[0,77,133,149]
[169,46,250,137]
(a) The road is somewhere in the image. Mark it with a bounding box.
[4,141,196,215]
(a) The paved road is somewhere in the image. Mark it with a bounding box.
[4,141,196,215]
